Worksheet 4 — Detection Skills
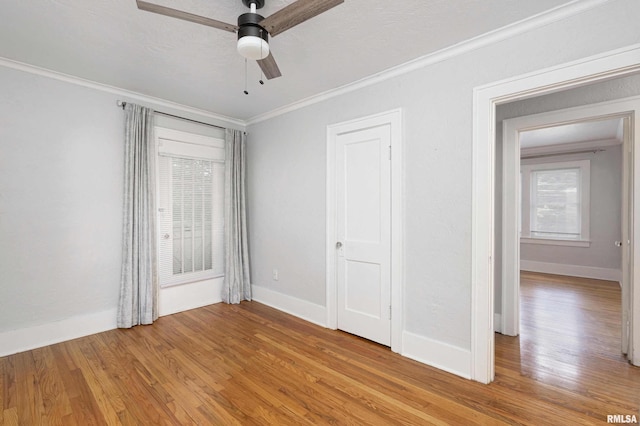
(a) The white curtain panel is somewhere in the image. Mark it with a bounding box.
[222,129,252,304]
[117,103,158,327]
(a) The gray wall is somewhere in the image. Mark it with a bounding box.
[520,147,622,269]
[246,0,640,350]
[0,67,123,332]
[0,66,236,334]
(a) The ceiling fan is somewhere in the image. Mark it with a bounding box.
[136,0,344,80]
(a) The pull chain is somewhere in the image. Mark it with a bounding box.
[259,29,265,85]
[243,58,249,95]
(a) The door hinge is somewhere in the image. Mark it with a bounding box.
[389,305,392,320]
[388,146,391,160]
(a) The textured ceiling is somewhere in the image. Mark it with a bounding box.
[521,118,624,149]
[0,0,575,121]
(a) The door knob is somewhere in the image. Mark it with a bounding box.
[615,241,623,247]
[336,241,343,249]
[163,234,170,240]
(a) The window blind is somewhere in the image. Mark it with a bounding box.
[157,131,225,287]
[530,167,580,239]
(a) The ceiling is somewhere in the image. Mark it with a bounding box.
[520,117,624,150]
[0,0,576,121]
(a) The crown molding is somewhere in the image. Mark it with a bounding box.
[0,56,246,128]
[245,0,610,125]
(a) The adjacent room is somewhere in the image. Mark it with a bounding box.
[1,0,640,423]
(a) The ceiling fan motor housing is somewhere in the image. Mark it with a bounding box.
[237,13,268,42]
[237,12,270,60]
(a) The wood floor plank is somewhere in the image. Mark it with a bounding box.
[68,340,123,426]
[14,352,37,425]
[3,272,640,424]
[95,332,183,426]
[31,346,73,423]
[1,408,16,426]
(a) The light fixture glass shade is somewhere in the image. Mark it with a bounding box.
[237,36,269,60]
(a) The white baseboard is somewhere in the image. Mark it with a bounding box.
[159,277,223,317]
[0,308,117,357]
[251,284,327,327]
[520,260,621,283]
[494,313,502,333]
[402,331,471,379]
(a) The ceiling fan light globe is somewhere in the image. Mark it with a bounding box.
[237,36,269,60]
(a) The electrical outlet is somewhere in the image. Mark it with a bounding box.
[272,268,279,280]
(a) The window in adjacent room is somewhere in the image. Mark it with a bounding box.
[156,128,225,287]
[520,159,590,246]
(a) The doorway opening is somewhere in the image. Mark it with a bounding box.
[471,45,640,384]
[496,102,634,388]
[500,105,634,351]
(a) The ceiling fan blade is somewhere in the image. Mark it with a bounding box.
[260,0,344,37]
[136,1,237,33]
[257,52,282,80]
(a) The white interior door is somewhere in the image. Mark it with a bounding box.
[336,124,391,346]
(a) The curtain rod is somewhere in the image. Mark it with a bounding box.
[117,100,226,131]
[521,148,605,160]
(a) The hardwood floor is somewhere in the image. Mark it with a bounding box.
[2,273,639,425]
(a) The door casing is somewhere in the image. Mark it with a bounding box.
[472,44,640,384]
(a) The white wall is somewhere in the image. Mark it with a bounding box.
[246,0,640,365]
[0,65,239,355]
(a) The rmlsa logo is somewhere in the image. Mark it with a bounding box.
[607,414,638,424]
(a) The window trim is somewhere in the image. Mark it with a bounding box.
[520,159,591,247]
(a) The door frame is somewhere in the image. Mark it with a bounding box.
[471,43,640,384]
[326,109,403,353]
[501,99,639,337]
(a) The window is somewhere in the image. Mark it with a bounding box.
[520,159,590,246]
[156,128,225,287]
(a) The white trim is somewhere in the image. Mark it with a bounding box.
[158,278,223,317]
[521,260,621,282]
[251,285,327,327]
[245,0,608,125]
[326,122,338,331]
[326,109,404,353]
[0,57,245,128]
[402,331,471,379]
[0,309,117,357]
[520,237,590,247]
[501,116,522,337]
[473,44,640,383]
